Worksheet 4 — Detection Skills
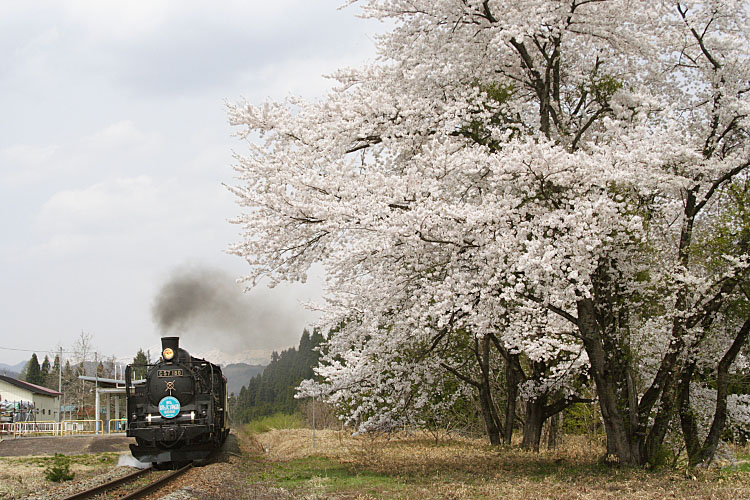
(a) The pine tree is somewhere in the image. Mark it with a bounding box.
[25,353,43,385]
[132,349,150,380]
[41,355,51,385]
[47,354,61,390]
[232,329,326,423]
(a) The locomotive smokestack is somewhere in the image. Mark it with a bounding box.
[161,336,179,358]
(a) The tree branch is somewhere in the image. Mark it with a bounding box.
[440,362,481,388]
[524,294,580,326]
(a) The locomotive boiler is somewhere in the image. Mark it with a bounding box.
[125,337,229,465]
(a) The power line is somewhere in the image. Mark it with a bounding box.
[0,346,75,354]
[0,346,135,363]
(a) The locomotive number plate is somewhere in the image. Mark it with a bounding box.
[157,369,183,377]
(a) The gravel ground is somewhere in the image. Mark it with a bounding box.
[2,432,319,500]
[135,434,297,500]
[22,466,138,500]
[2,432,297,500]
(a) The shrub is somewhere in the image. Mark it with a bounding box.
[44,454,75,482]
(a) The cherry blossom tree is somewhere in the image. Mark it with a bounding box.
[229,0,749,465]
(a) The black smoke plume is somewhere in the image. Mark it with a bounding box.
[151,265,315,354]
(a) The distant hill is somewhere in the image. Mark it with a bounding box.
[222,363,265,396]
[0,361,26,379]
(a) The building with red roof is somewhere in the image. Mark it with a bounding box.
[0,375,61,422]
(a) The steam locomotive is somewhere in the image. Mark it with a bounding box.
[125,337,230,465]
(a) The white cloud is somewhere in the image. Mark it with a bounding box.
[0,0,378,99]
[39,176,159,231]
[0,119,161,190]
[33,176,161,259]
[0,143,59,182]
[62,1,175,41]
[31,172,235,263]
[83,120,156,150]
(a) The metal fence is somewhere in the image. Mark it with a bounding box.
[61,419,102,435]
[108,418,127,433]
[0,420,127,437]
[0,421,60,436]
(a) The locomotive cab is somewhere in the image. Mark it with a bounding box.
[126,336,229,465]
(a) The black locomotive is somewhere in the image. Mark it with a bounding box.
[125,337,230,465]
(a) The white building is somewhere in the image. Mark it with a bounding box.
[0,375,61,422]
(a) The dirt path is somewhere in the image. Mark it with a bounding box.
[0,434,133,456]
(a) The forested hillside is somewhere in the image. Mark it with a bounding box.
[222,363,265,397]
[230,329,324,423]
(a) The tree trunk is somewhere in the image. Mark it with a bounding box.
[478,385,502,445]
[684,319,750,466]
[678,361,701,461]
[643,370,679,465]
[488,334,524,446]
[522,395,546,451]
[577,298,640,464]
[477,336,503,446]
[547,411,561,450]
[503,354,521,445]
[440,335,503,447]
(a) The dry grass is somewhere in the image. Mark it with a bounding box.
[0,453,118,499]
[242,429,750,499]
[0,458,47,498]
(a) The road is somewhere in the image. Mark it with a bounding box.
[0,434,133,456]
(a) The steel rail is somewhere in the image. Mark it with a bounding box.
[61,467,152,500]
[118,463,193,499]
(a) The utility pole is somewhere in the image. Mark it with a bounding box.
[58,347,62,427]
[312,394,317,450]
[95,351,99,434]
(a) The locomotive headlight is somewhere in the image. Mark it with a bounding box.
[163,347,175,361]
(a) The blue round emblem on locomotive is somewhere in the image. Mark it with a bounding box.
[158,396,181,419]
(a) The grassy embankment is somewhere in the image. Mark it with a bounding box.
[239,414,750,499]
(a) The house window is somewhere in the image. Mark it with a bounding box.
[41,409,45,415]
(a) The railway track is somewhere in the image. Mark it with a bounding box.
[61,463,193,500]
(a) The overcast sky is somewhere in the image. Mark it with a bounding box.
[0,1,383,366]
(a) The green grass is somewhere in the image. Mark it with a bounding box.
[254,455,406,496]
[725,450,750,473]
[243,413,306,435]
